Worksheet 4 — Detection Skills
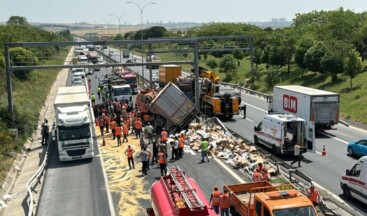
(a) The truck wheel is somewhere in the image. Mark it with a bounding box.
[343,185,353,200]
[254,135,259,145]
[347,147,354,157]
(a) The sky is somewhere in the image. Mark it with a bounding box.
[1,0,366,25]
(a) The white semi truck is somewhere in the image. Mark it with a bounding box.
[52,86,94,161]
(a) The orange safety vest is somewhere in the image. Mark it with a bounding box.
[307,188,319,203]
[123,124,129,134]
[212,191,221,206]
[220,194,230,209]
[99,117,105,126]
[261,170,269,181]
[115,127,122,136]
[161,131,168,141]
[158,152,166,164]
[110,121,116,130]
[178,137,185,148]
[104,116,110,125]
[135,120,142,129]
[126,147,134,158]
[252,172,263,182]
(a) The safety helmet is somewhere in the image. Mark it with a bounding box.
[214,186,219,189]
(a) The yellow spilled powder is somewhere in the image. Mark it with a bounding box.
[96,127,150,216]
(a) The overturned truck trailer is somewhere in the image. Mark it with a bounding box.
[149,82,198,131]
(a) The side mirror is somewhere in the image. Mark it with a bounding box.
[345,169,350,176]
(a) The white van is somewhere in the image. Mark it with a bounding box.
[254,114,310,154]
[340,156,367,204]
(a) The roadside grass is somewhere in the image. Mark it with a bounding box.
[0,48,69,188]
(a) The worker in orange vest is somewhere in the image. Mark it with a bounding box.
[104,115,110,133]
[252,171,263,182]
[256,162,269,181]
[115,124,122,146]
[161,128,168,143]
[134,118,142,138]
[209,186,222,214]
[178,134,185,158]
[122,123,129,143]
[157,149,167,176]
[125,145,135,169]
[219,189,231,216]
[99,116,105,136]
[110,119,116,140]
[307,185,319,206]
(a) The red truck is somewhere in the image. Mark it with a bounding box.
[148,166,217,216]
[121,73,138,94]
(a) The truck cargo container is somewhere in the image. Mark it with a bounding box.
[148,166,216,216]
[149,82,197,130]
[53,88,94,161]
[224,181,318,216]
[159,65,182,86]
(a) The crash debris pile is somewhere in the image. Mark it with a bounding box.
[186,122,275,176]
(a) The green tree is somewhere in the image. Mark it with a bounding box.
[304,41,327,74]
[219,54,238,81]
[344,48,362,89]
[7,16,29,25]
[264,67,280,89]
[10,47,39,80]
[294,35,314,76]
[206,59,218,70]
[247,67,261,84]
[233,50,245,66]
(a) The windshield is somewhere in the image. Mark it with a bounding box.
[273,206,317,216]
[123,77,136,84]
[113,87,131,96]
[59,125,90,141]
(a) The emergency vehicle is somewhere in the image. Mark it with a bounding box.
[254,114,312,154]
[340,156,367,205]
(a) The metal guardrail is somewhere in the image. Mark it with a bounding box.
[221,81,271,102]
[26,136,51,216]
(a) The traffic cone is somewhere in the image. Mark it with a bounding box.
[322,145,326,156]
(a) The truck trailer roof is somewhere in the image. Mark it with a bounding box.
[275,85,339,96]
[57,86,86,95]
[54,93,89,106]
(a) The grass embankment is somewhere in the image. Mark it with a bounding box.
[0,48,69,187]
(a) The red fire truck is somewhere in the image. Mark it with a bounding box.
[148,166,217,216]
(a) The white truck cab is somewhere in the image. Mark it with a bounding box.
[111,84,132,102]
[254,114,310,154]
[340,156,367,204]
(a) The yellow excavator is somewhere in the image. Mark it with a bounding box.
[196,67,241,119]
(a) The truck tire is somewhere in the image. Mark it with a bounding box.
[342,185,353,200]
[254,135,259,145]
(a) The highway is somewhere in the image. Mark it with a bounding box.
[104,47,367,215]
[37,72,112,216]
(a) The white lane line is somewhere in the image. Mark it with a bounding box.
[318,132,349,144]
[238,115,254,122]
[244,103,268,113]
[213,157,245,183]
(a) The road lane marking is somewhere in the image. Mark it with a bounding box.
[244,103,268,113]
[318,132,349,144]
[238,115,254,122]
[213,157,245,183]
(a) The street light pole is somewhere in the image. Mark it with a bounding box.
[126,1,156,84]
[110,13,127,63]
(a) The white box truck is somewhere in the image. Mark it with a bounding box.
[340,156,367,205]
[254,114,310,154]
[53,88,94,161]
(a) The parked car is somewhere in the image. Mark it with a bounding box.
[72,80,84,86]
[71,75,83,84]
[347,138,367,157]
